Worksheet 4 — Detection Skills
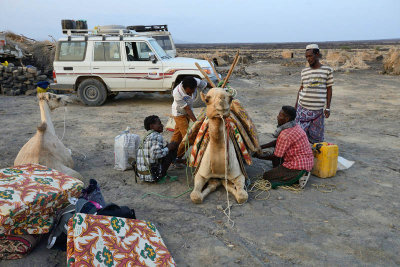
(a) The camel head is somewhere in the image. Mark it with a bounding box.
[37,92,73,110]
[201,88,233,119]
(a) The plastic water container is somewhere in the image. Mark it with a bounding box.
[312,142,339,178]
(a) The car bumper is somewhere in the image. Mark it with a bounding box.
[49,83,75,91]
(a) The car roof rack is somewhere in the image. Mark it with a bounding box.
[63,29,147,40]
[126,25,168,32]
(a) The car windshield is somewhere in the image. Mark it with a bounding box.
[153,36,173,50]
[149,39,170,59]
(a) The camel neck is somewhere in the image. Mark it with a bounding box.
[39,100,56,135]
[209,117,225,147]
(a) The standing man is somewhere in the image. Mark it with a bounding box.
[295,44,333,144]
[171,76,207,162]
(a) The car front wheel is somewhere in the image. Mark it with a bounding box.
[78,79,108,106]
[193,88,206,108]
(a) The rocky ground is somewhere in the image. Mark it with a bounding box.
[1,44,400,266]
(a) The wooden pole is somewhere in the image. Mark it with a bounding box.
[206,58,221,83]
[221,50,240,88]
[195,62,216,88]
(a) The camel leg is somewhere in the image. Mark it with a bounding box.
[221,180,237,196]
[190,173,208,204]
[222,175,248,204]
[200,179,221,200]
[231,174,248,204]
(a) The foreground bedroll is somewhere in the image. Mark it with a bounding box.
[0,164,83,259]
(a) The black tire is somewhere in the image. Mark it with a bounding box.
[107,92,119,99]
[78,79,108,106]
[193,88,205,108]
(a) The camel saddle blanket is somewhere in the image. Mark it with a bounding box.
[184,100,260,165]
[0,164,83,235]
[67,213,176,267]
[189,117,252,168]
[0,234,39,260]
[230,99,261,152]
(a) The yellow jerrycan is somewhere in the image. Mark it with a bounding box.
[312,142,339,178]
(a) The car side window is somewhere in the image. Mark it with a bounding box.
[57,41,87,61]
[94,42,121,61]
[136,42,151,61]
[124,42,152,61]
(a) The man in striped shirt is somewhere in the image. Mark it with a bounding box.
[295,44,333,143]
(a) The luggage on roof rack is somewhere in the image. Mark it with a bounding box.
[61,19,76,34]
[127,24,168,32]
[95,25,129,34]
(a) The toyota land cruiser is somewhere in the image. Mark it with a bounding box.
[51,28,219,106]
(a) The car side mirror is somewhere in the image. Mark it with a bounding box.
[149,52,157,63]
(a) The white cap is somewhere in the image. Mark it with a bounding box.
[306,44,319,50]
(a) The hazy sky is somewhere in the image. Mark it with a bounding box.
[1,0,399,43]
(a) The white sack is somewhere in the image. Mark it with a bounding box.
[114,127,140,171]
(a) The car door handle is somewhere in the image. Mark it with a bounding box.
[149,68,159,70]
[129,67,135,69]
[93,67,100,69]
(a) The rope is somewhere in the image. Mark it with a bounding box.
[220,115,235,227]
[60,106,67,141]
[311,183,336,193]
[279,184,303,193]
[217,80,237,98]
[249,177,272,200]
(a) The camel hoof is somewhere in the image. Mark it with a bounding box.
[236,191,248,204]
[190,191,203,204]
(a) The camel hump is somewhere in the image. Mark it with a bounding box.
[37,122,47,132]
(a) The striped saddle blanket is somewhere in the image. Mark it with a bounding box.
[185,99,261,169]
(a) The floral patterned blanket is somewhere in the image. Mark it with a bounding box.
[0,234,39,260]
[0,164,83,235]
[67,213,176,267]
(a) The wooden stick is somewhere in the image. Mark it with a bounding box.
[232,54,240,70]
[221,50,240,88]
[222,51,240,88]
[195,62,216,88]
[206,58,221,82]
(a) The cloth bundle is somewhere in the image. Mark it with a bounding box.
[0,164,83,236]
[0,164,83,259]
[0,234,39,260]
[67,213,176,266]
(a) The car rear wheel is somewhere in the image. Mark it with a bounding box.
[78,79,107,106]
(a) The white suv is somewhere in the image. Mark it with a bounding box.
[51,31,219,106]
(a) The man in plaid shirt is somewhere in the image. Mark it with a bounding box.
[257,106,313,187]
[136,115,177,182]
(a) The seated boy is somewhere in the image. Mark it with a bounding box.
[136,115,178,182]
[257,106,314,188]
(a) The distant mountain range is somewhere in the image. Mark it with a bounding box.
[175,38,400,49]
